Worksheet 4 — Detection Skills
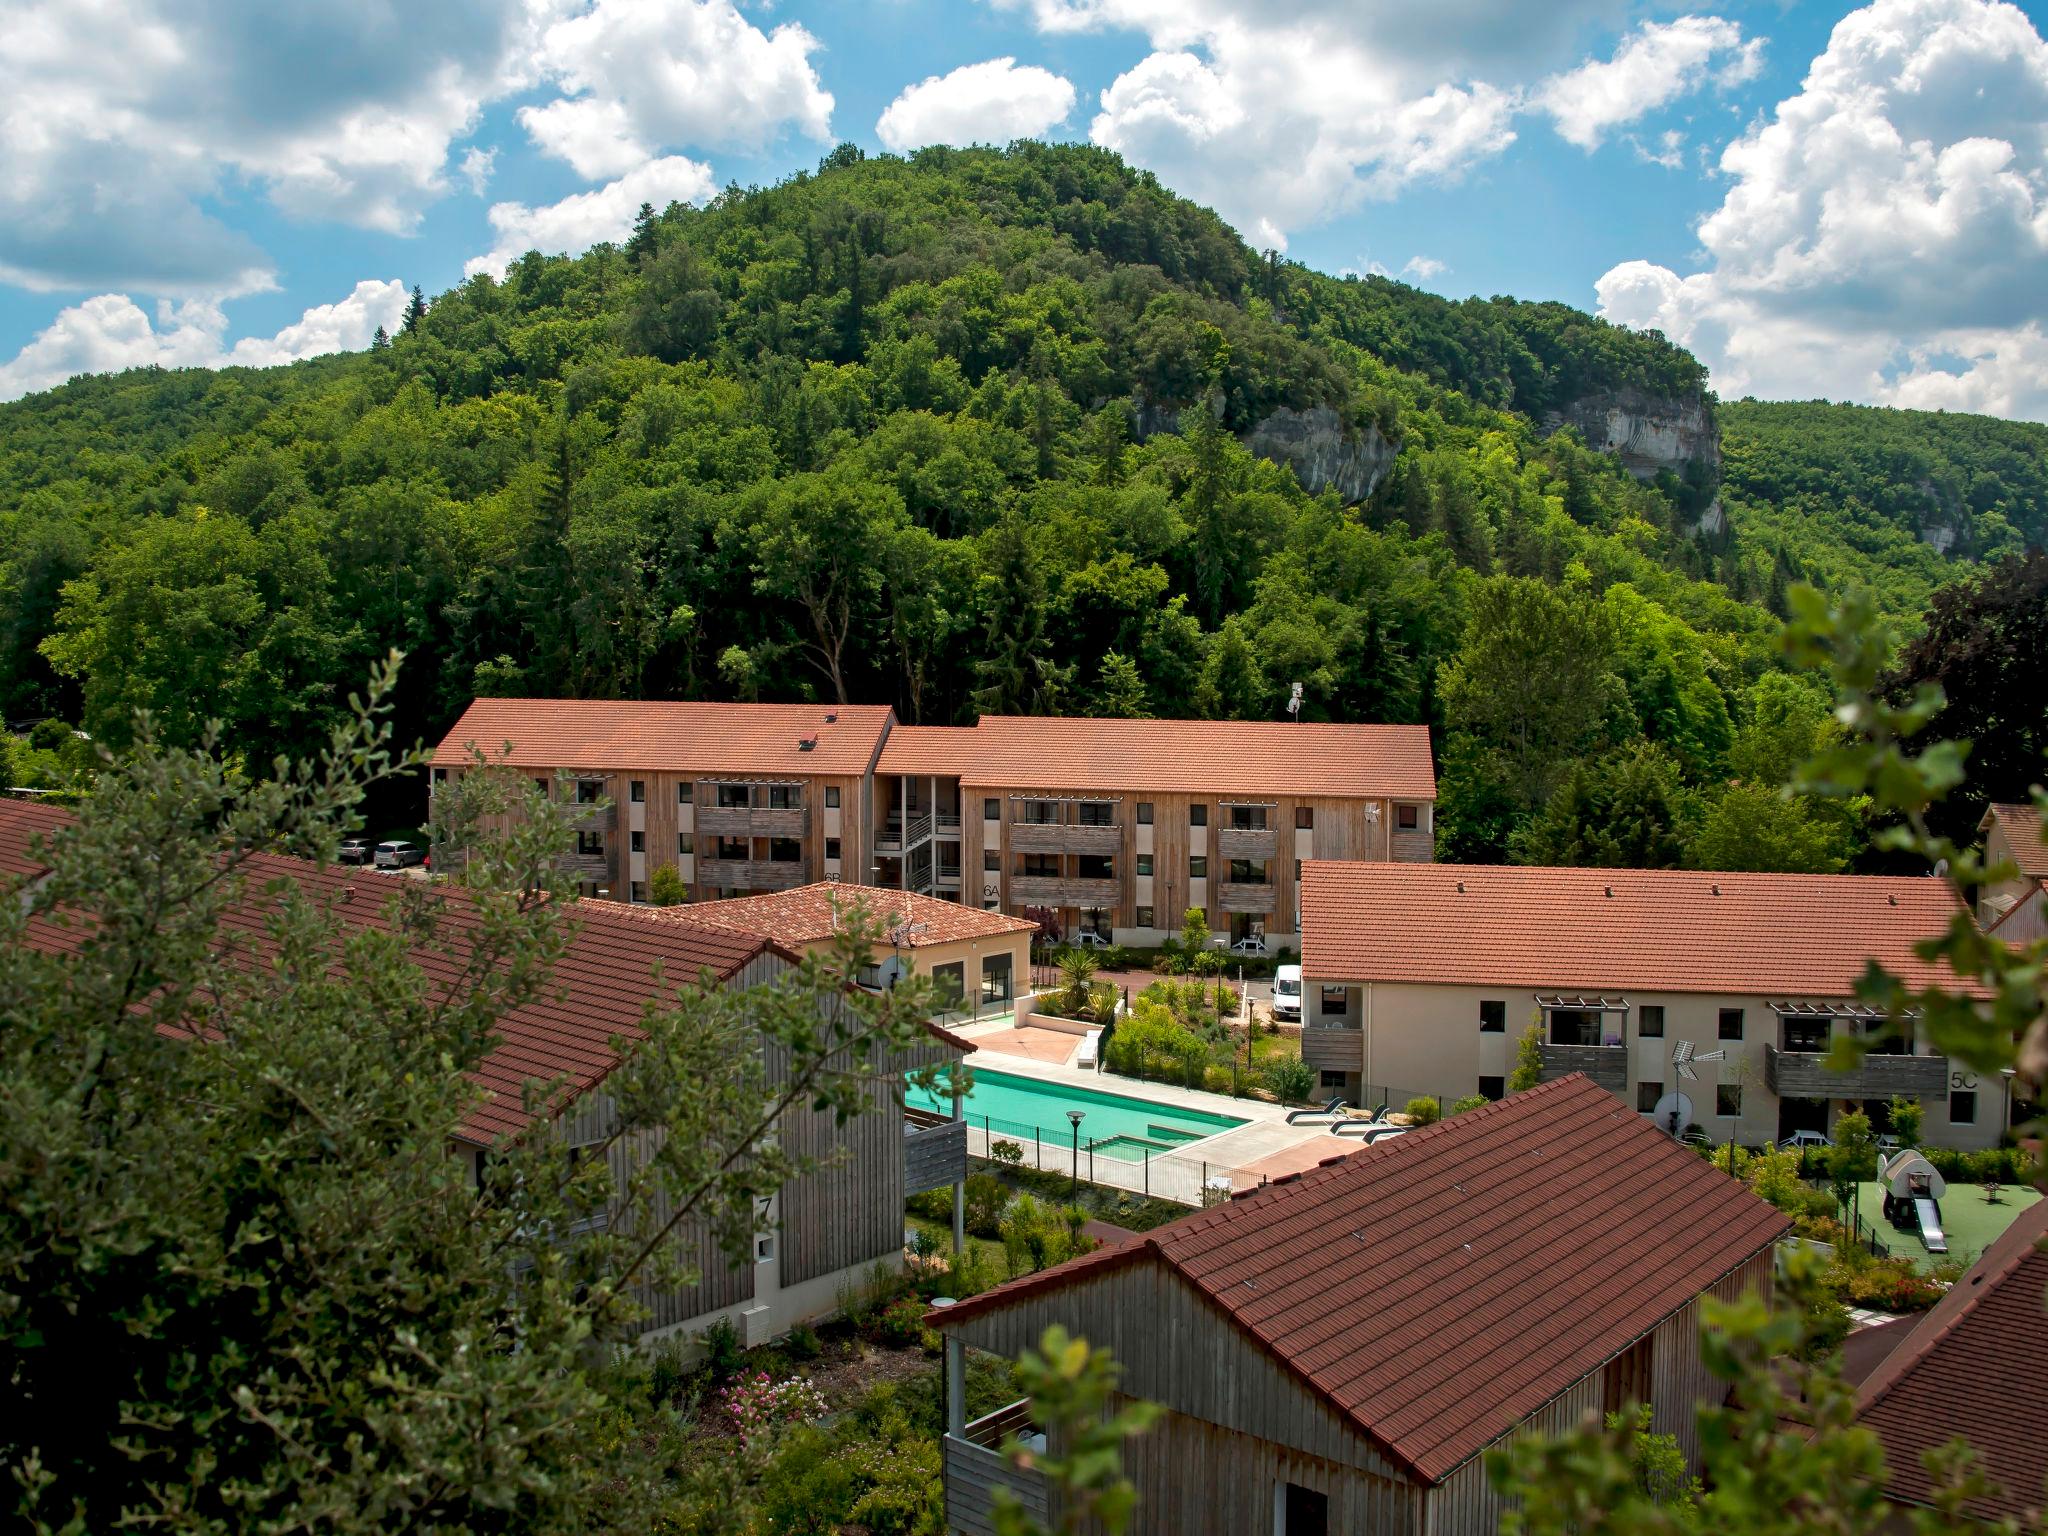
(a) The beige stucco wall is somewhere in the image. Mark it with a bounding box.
[1305,977,2000,1150]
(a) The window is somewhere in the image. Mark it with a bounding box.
[825,837,841,861]
[1077,801,1113,826]
[1227,859,1268,884]
[981,953,1013,1006]
[1479,1000,1507,1033]
[1189,855,1208,880]
[630,830,645,853]
[1397,804,1418,830]
[755,1234,775,1264]
[1295,806,1314,830]
[984,798,999,820]
[1076,854,1115,881]
[1019,853,1060,878]
[931,962,966,1014]
[1479,1075,1506,1101]
[1548,1008,1602,1046]
[1134,905,1154,927]
[1716,1085,1742,1118]
[1281,1482,1329,1536]
[1637,1082,1662,1113]
[767,838,801,864]
[717,783,749,808]
[716,837,747,860]
[533,777,549,798]
[767,784,798,809]
[1320,1070,1347,1090]
[1950,1089,1978,1125]
[629,780,645,803]
[677,782,693,804]
[1190,804,1207,827]
[1022,800,1060,825]
[1136,854,1153,877]
[1718,1008,1745,1041]
[630,881,646,903]
[1136,802,1153,824]
[432,767,448,785]
[1638,1005,1665,1038]
[825,786,840,808]
[1229,805,1267,830]
[1294,859,1302,881]
[678,833,693,856]
[577,831,604,857]
[1320,986,1347,1017]
[984,851,1001,872]
[577,780,600,805]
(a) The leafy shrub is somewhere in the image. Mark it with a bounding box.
[1263,1055,1315,1104]
[1404,1096,1441,1126]
[987,1138,1024,1166]
[875,1296,927,1348]
[699,1315,745,1384]
[1448,1093,1488,1116]
[1839,1257,1943,1312]
[963,1173,1007,1237]
[784,1322,822,1361]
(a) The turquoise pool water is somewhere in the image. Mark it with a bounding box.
[908,1068,1246,1154]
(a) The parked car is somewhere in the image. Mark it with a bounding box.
[337,838,374,865]
[1071,930,1112,949]
[1778,1130,1833,1152]
[1226,935,1268,957]
[1271,963,1303,1021]
[373,840,423,870]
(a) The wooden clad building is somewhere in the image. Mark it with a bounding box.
[930,1075,1788,1536]
[2,799,967,1347]
[1977,802,2048,944]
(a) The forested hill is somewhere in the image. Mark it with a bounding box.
[0,141,2035,871]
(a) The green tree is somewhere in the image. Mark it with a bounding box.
[1513,744,1690,869]
[1886,1094,1924,1149]
[993,1327,1160,1536]
[1193,615,1269,719]
[0,665,948,1532]
[402,284,428,333]
[1508,1022,1544,1093]
[1090,651,1150,718]
[1688,783,1847,873]
[646,862,688,905]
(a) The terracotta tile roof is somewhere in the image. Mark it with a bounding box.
[589,882,1037,950]
[433,698,893,779]
[1981,802,2048,879]
[879,716,1436,800]
[935,1074,1789,1484]
[1857,1200,2048,1524]
[1300,861,1982,998]
[0,797,73,880]
[0,801,775,1145]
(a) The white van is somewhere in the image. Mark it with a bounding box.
[1272,964,1303,1022]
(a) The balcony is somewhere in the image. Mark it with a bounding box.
[1216,825,1278,860]
[1009,820,1121,855]
[1301,1024,1362,1072]
[1216,881,1276,914]
[944,1402,1048,1536]
[695,857,807,893]
[695,803,808,839]
[935,811,963,837]
[570,801,616,833]
[1009,874,1119,907]
[1538,1043,1628,1094]
[904,1112,967,1195]
[1765,1044,1949,1098]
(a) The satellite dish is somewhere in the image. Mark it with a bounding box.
[876,956,909,989]
[1287,681,1303,719]
[1652,1091,1695,1137]
[1933,857,1950,879]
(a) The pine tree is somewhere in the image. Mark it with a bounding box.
[402,285,428,334]
[1090,651,1149,718]
[370,325,389,351]
[625,201,658,264]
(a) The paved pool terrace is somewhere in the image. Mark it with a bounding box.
[934,1018,1360,1202]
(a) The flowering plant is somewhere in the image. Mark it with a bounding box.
[720,1371,826,1450]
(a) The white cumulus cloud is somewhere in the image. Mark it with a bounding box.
[1534,16,1763,150]
[518,0,833,180]
[0,280,408,401]
[1594,0,2048,421]
[465,157,719,280]
[876,58,1076,152]
[1402,255,1448,280]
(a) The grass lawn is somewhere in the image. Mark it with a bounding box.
[1856,1180,2041,1271]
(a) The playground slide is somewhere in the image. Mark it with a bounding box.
[1913,1198,1948,1254]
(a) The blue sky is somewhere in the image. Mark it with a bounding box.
[3,0,2046,418]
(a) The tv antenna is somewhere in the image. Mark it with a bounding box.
[1286,682,1303,720]
[1670,1040,1726,1082]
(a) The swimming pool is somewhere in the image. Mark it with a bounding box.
[908,1067,1246,1156]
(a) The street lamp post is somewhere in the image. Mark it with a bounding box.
[1067,1109,1084,1196]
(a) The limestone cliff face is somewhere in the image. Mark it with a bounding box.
[1241,406,1397,504]
[1542,388,1720,482]
[1130,397,1398,504]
